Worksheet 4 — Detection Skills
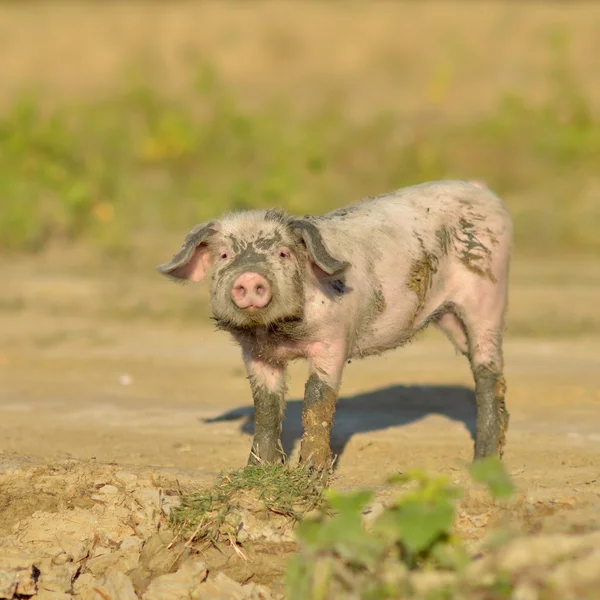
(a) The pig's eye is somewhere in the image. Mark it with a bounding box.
[220,252,229,260]
[279,250,290,259]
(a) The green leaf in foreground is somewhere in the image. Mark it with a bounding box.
[469,456,515,499]
[296,489,386,568]
[376,496,455,555]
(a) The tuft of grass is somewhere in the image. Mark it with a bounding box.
[170,463,326,547]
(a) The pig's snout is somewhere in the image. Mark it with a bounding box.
[231,272,272,309]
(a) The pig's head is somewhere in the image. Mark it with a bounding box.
[157,210,350,330]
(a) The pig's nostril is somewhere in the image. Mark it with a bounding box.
[231,273,271,309]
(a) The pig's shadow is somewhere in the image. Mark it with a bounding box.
[203,384,476,462]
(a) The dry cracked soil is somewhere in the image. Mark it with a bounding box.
[1,257,600,599]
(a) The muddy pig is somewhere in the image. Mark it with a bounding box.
[158,180,512,471]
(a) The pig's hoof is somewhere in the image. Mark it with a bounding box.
[298,451,335,482]
[247,445,286,467]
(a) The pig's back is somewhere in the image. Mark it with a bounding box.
[315,179,511,268]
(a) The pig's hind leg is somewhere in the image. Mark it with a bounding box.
[434,311,469,356]
[452,278,510,461]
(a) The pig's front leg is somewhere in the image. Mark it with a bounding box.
[244,354,287,465]
[299,341,346,471]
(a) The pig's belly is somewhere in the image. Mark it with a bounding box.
[349,301,422,359]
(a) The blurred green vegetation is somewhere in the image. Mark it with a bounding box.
[287,459,516,600]
[1,42,599,258]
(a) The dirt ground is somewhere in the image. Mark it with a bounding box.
[1,256,600,598]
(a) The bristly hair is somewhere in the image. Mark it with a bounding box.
[211,314,307,342]
[264,208,293,225]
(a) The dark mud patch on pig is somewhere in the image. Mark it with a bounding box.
[372,287,386,315]
[473,364,510,458]
[299,374,338,469]
[247,378,286,465]
[435,225,454,255]
[407,243,439,327]
[455,217,497,282]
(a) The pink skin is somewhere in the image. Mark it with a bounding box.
[231,272,272,310]
[244,354,286,393]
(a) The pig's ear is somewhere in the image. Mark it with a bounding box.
[157,222,218,283]
[290,219,350,277]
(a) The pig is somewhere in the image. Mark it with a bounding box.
[158,180,512,472]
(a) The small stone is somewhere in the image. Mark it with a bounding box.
[35,591,73,600]
[192,573,240,599]
[160,495,181,517]
[0,551,39,597]
[142,560,208,600]
[119,374,133,386]
[192,572,270,600]
[0,571,18,599]
[239,582,277,600]
[122,553,142,573]
[136,478,154,489]
[35,592,73,600]
[80,572,137,600]
[138,531,187,577]
[90,546,112,559]
[135,489,160,508]
[51,551,70,566]
[68,541,93,564]
[37,559,78,593]
[72,573,95,595]
[105,528,126,544]
[86,552,122,576]
[114,471,138,487]
[127,567,151,597]
[362,502,385,529]
[120,536,143,554]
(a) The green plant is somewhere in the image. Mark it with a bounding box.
[287,457,515,600]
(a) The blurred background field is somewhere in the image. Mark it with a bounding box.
[1,1,600,336]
